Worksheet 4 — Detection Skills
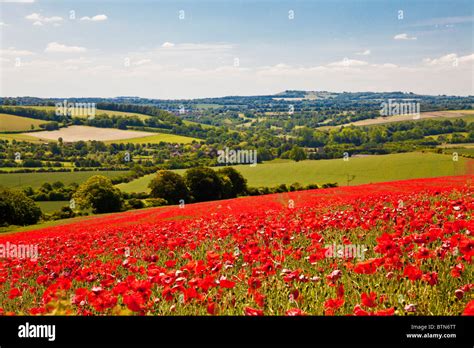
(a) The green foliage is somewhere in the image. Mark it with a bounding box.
[184,167,223,202]
[148,170,189,204]
[73,175,123,214]
[0,187,42,226]
[216,167,248,198]
[289,146,307,162]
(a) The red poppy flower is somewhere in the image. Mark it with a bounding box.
[244,307,263,316]
[361,292,377,308]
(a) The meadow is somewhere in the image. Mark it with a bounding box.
[117,152,469,193]
[0,170,129,189]
[0,114,48,132]
[14,106,152,121]
[1,176,472,316]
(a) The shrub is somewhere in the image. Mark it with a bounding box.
[0,187,42,226]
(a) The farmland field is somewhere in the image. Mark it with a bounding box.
[104,133,199,144]
[0,170,129,189]
[1,176,472,315]
[13,106,152,121]
[320,110,474,129]
[24,125,156,142]
[117,152,470,193]
[0,114,49,132]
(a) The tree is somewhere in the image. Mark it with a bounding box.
[0,187,42,226]
[184,167,223,202]
[73,175,123,214]
[289,146,306,162]
[148,170,189,204]
[216,167,247,198]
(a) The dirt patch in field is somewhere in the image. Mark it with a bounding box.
[328,110,473,128]
[24,125,155,142]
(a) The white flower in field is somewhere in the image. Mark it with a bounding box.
[404,303,416,312]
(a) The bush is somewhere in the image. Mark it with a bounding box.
[216,167,248,198]
[72,175,123,214]
[148,170,189,204]
[127,198,145,209]
[144,198,168,207]
[184,167,223,202]
[0,187,42,226]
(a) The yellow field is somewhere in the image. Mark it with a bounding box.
[0,114,49,132]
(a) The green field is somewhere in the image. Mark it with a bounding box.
[117,152,469,193]
[104,133,199,144]
[13,106,152,121]
[37,201,69,213]
[0,114,49,132]
[0,170,129,189]
[0,133,50,143]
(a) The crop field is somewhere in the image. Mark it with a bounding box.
[104,133,199,144]
[0,176,472,315]
[14,106,152,121]
[0,170,129,189]
[24,126,156,142]
[117,152,470,193]
[0,114,49,132]
[319,110,474,129]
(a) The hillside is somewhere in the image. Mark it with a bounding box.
[1,176,472,315]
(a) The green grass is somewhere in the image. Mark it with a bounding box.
[0,170,129,189]
[0,133,50,143]
[37,201,69,213]
[13,106,152,121]
[104,133,199,144]
[117,152,469,193]
[0,114,50,132]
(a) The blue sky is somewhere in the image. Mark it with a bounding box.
[1,0,473,98]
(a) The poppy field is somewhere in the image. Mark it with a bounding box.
[0,176,473,316]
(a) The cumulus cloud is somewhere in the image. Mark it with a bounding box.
[45,42,87,53]
[25,13,63,25]
[80,14,108,22]
[327,58,368,67]
[161,42,175,48]
[423,53,474,67]
[393,33,417,40]
[1,47,35,56]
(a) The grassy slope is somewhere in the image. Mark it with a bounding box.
[0,114,49,132]
[0,170,129,189]
[36,201,69,213]
[104,133,199,144]
[117,152,469,193]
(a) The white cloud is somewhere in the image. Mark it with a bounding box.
[80,14,108,22]
[1,47,34,56]
[327,58,368,67]
[25,13,63,25]
[45,42,87,53]
[0,22,7,27]
[423,53,474,67]
[356,49,371,56]
[393,33,417,40]
[161,42,175,48]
